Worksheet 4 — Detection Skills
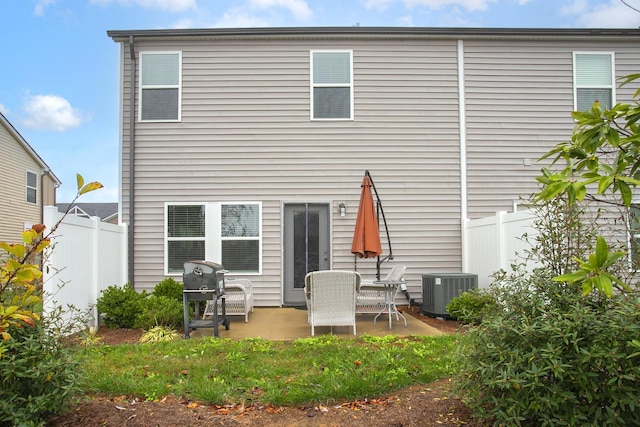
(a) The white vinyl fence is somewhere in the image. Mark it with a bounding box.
[464,210,537,289]
[42,206,127,329]
[38,204,535,323]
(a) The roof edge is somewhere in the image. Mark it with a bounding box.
[107,26,640,42]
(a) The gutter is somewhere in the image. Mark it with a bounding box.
[106,26,640,43]
[128,35,136,286]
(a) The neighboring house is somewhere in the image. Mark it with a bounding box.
[0,112,60,244]
[107,27,640,307]
[57,202,119,224]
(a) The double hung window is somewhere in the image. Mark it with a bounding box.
[310,50,353,120]
[139,51,181,121]
[165,202,261,274]
[573,52,615,111]
[26,171,37,204]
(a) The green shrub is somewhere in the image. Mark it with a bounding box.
[455,198,640,426]
[135,295,184,329]
[456,274,640,426]
[0,322,84,426]
[96,283,146,329]
[153,277,183,302]
[446,288,497,324]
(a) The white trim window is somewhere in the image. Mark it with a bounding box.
[139,51,182,122]
[310,50,353,120]
[573,52,615,111]
[26,170,38,204]
[165,202,262,275]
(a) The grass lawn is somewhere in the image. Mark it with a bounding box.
[77,334,458,406]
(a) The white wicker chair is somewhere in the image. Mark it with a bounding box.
[356,265,406,314]
[204,278,254,322]
[304,270,361,336]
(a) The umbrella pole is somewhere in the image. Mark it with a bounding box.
[365,170,393,280]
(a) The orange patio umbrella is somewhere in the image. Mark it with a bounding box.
[351,173,383,259]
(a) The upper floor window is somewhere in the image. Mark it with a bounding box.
[139,51,181,122]
[573,52,615,111]
[310,50,353,120]
[26,171,37,204]
[165,202,262,275]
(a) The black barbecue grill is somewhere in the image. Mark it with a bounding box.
[182,260,229,338]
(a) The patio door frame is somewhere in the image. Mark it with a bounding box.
[282,202,331,306]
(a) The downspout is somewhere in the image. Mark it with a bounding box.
[128,35,136,286]
[457,39,469,272]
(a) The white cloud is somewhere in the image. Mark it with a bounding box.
[361,0,396,10]
[249,0,313,20]
[90,0,196,13]
[397,14,415,25]
[213,8,271,27]
[562,0,640,27]
[21,95,84,132]
[34,0,55,16]
[170,18,195,29]
[404,0,497,11]
[0,103,8,115]
[561,0,589,15]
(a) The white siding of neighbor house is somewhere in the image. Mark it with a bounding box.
[0,121,52,243]
[113,32,640,306]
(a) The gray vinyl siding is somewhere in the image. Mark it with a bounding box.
[112,30,640,306]
[464,40,640,219]
[0,124,46,243]
[120,38,462,302]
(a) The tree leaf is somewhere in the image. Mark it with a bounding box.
[553,272,587,283]
[618,180,632,206]
[79,181,104,195]
[598,176,614,194]
[595,236,608,268]
[76,174,85,190]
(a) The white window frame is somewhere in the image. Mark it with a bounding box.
[310,50,354,121]
[573,51,615,112]
[164,202,262,275]
[139,51,182,122]
[26,170,38,204]
[165,202,207,275]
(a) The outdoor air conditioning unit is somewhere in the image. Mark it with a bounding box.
[421,273,478,318]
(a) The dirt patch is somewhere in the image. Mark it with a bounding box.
[49,309,481,426]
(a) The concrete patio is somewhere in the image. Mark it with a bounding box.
[189,307,443,340]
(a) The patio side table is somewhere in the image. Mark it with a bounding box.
[371,280,407,329]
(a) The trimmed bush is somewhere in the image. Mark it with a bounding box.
[135,295,184,329]
[445,288,497,324]
[96,283,146,329]
[153,277,183,302]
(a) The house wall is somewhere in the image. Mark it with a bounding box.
[113,30,640,306]
[464,40,640,218]
[41,174,57,207]
[0,121,49,243]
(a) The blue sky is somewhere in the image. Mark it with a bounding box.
[2,0,640,203]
